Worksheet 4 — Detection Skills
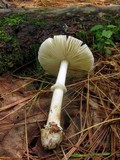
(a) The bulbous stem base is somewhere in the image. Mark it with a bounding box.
[41,122,63,149]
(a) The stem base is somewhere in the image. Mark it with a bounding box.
[41,122,63,149]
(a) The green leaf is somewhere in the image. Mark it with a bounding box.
[71,152,111,158]
[96,32,103,39]
[90,25,103,32]
[71,153,86,158]
[97,42,104,51]
[105,48,112,55]
[105,39,115,46]
[104,40,111,45]
[107,25,116,28]
[102,30,113,38]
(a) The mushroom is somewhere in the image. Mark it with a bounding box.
[38,35,94,149]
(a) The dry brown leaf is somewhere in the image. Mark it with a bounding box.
[0,74,50,158]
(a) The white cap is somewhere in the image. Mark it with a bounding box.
[38,35,94,77]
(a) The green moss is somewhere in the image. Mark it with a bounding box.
[3,13,25,26]
[0,37,23,74]
[0,13,25,43]
[0,28,12,42]
[0,13,43,75]
[29,18,47,27]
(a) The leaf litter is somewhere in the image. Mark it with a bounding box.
[5,0,120,8]
[0,54,120,159]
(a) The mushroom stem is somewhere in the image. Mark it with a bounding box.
[41,60,69,149]
[47,60,68,125]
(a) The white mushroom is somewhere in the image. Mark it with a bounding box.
[38,35,94,149]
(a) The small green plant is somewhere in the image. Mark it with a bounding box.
[90,24,118,55]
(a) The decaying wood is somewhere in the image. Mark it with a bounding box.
[0,5,120,18]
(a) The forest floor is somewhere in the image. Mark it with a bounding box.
[0,1,120,160]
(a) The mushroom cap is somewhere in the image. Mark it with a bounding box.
[38,35,94,77]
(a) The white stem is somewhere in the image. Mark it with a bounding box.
[41,60,69,149]
[47,60,68,126]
